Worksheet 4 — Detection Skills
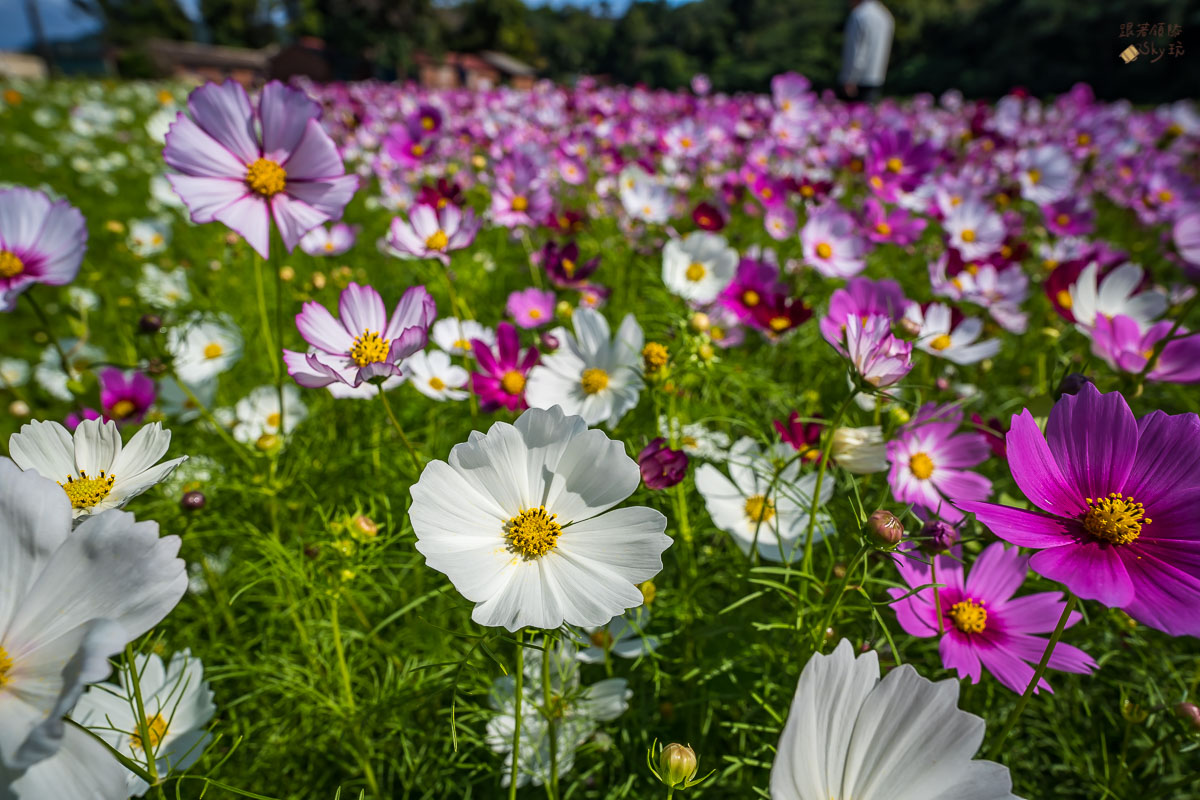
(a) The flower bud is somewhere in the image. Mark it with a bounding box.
[8,400,30,418]
[638,438,688,490]
[352,514,379,540]
[138,313,163,333]
[689,311,710,332]
[1176,702,1200,730]
[831,426,887,474]
[920,519,959,553]
[181,490,206,511]
[659,743,698,788]
[1122,701,1149,724]
[312,271,327,289]
[1055,372,1092,400]
[279,265,295,281]
[642,342,669,375]
[256,433,281,452]
[540,332,560,351]
[897,317,922,337]
[639,580,657,605]
[867,509,904,546]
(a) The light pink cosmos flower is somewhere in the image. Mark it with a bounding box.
[1090,315,1200,383]
[283,282,436,389]
[836,314,912,389]
[299,222,357,257]
[387,204,480,266]
[506,287,556,329]
[887,403,992,523]
[0,187,87,312]
[800,203,867,278]
[163,80,358,259]
[944,199,1005,261]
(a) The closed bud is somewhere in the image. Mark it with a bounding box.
[897,317,922,337]
[1176,702,1200,730]
[352,514,379,540]
[659,743,698,788]
[145,358,168,377]
[639,580,657,605]
[920,519,959,553]
[138,313,163,333]
[540,332,560,351]
[868,509,904,546]
[278,266,295,281]
[1055,372,1092,400]
[181,490,206,511]
[689,311,710,332]
[1122,700,1149,724]
[8,400,30,418]
[256,433,281,452]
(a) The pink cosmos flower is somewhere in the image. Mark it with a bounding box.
[163,80,358,259]
[820,277,909,347]
[800,203,867,278]
[1042,197,1095,237]
[506,287,556,329]
[887,403,992,523]
[1173,208,1200,269]
[99,368,156,426]
[387,204,480,266]
[491,177,551,229]
[958,385,1200,637]
[1089,315,1200,383]
[470,322,540,412]
[638,438,689,490]
[0,187,87,311]
[283,282,435,389]
[764,205,796,241]
[862,197,927,245]
[944,199,1005,261]
[889,542,1096,693]
[718,257,788,326]
[383,121,431,168]
[836,314,913,390]
[299,222,357,257]
[865,128,937,202]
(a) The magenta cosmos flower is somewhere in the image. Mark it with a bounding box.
[163,80,357,259]
[958,384,1200,637]
[99,368,156,425]
[506,287,556,329]
[638,438,688,489]
[0,187,87,311]
[283,282,435,389]
[888,403,992,523]
[470,322,539,412]
[387,204,480,266]
[837,315,913,390]
[299,222,357,257]
[819,277,909,346]
[889,542,1096,693]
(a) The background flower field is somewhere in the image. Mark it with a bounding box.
[1,76,1199,799]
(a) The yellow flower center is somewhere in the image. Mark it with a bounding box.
[1056,289,1073,309]
[769,316,790,332]
[816,242,833,259]
[1027,168,1041,185]
[528,308,543,320]
[428,376,446,391]
[110,399,137,419]
[501,370,526,395]
[800,185,815,198]
[886,156,903,173]
[1084,493,1150,545]
[1158,190,1173,204]
[421,116,435,131]
[561,258,577,277]
[324,241,335,252]
[589,630,614,648]
[203,342,224,360]
[642,342,668,372]
[349,329,390,367]
[744,494,776,523]
[761,187,774,200]
[425,229,449,251]
[685,262,706,282]
[681,435,697,448]
[130,714,168,752]
[742,289,760,307]
[506,506,562,559]
[410,143,425,157]
[1077,133,1091,146]
[869,175,883,189]
[960,228,977,243]
[245,158,286,197]
[948,598,987,634]
[59,470,115,509]
[909,452,935,480]
[266,412,281,428]
[875,221,892,236]
[580,367,609,394]
[680,136,693,149]
[0,647,12,689]
[929,334,953,351]
[0,251,25,278]
[511,195,529,212]
[1056,213,1070,227]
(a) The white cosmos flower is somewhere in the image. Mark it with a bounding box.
[525,308,644,429]
[1016,143,1076,205]
[0,357,29,389]
[695,437,835,563]
[73,650,216,796]
[127,218,171,258]
[830,426,889,474]
[1068,262,1166,333]
[167,313,243,385]
[232,385,307,444]
[137,264,191,308]
[409,406,670,631]
[404,350,469,401]
[904,303,1001,365]
[432,317,496,357]
[8,419,187,519]
[487,638,631,788]
[617,166,673,224]
[657,415,731,461]
[662,231,738,304]
[0,459,187,781]
[573,607,659,665]
[771,639,1022,800]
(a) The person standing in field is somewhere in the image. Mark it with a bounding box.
[840,0,895,102]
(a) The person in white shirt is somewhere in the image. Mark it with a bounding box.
[840,0,895,102]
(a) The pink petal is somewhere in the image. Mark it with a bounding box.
[28,201,86,284]
[1119,543,1200,637]
[387,327,427,362]
[163,113,247,179]
[939,632,983,683]
[213,193,272,259]
[964,543,1029,605]
[270,193,327,253]
[1029,540,1135,607]
[997,592,1077,633]
[338,283,386,335]
[165,175,247,224]
[0,187,51,251]
[1124,410,1200,510]
[259,81,319,163]
[957,501,1076,548]
[295,301,353,354]
[187,80,260,164]
[284,349,336,387]
[384,286,436,340]
[976,641,1051,694]
[282,119,343,180]
[1005,410,1086,515]
[1045,383,1138,502]
[285,176,358,221]
[886,587,939,637]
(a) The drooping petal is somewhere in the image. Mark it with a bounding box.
[270,192,327,253]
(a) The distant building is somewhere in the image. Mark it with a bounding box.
[0,52,48,79]
[413,50,535,90]
[146,39,278,84]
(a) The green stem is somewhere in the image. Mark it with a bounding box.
[330,594,355,712]
[125,643,159,784]
[932,557,945,636]
[23,290,71,378]
[801,391,857,579]
[65,717,157,784]
[543,638,559,800]
[271,247,287,437]
[173,375,254,468]
[377,383,423,474]
[813,544,869,646]
[509,631,525,800]
[986,593,1077,760]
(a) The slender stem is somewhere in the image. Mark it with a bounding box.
[125,643,160,784]
[271,247,287,436]
[23,290,71,377]
[253,250,280,380]
[173,375,254,468]
[801,391,857,579]
[509,631,525,800]
[932,557,945,635]
[65,718,157,784]
[1138,291,1199,381]
[377,384,423,473]
[330,594,355,712]
[542,638,559,800]
[813,544,869,647]
[986,593,1077,760]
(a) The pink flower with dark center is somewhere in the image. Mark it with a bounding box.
[283,282,435,390]
[99,368,156,426]
[773,411,823,462]
[889,542,1096,693]
[1041,197,1095,237]
[862,197,927,245]
[470,322,540,412]
[0,187,87,311]
[163,80,358,259]
[718,257,787,326]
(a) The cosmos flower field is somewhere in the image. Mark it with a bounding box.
[1,73,1199,799]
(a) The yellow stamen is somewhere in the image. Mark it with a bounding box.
[1056,289,1073,309]
[349,330,390,368]
[960,228,976,243]
[1027,168,1041,185]
[266,412,281,428]
[909,452,935,480]
[421,116,435,131]
[425,229,449,251]
[130,714,168,752]
[511,195,528,212]
[562,258,576,277]
[0,251,25,278]
[875,221,892,236]
[501,370,525,395]
[642,342,668,373]
[528,308,542,320]
[685,262,706,282]
[110,399,137,419]
[816,242,833,260]
[245,158,286,197]
[59,470,115,509]
[886,156,903,173]
[580,367,609,394]
[1056,213,1070,227]
[1084,493,1150,545]
[742,289,760,307]
[929,334,953,351]
[453,338,472,351]
[0,647,12,689]
[410,143,425,157]
[506,506,562,559]
[203,342,224,360]
[428,376,446,391]
[324,241,335,252]
[949,598,987,634]
[744,494,776,523]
